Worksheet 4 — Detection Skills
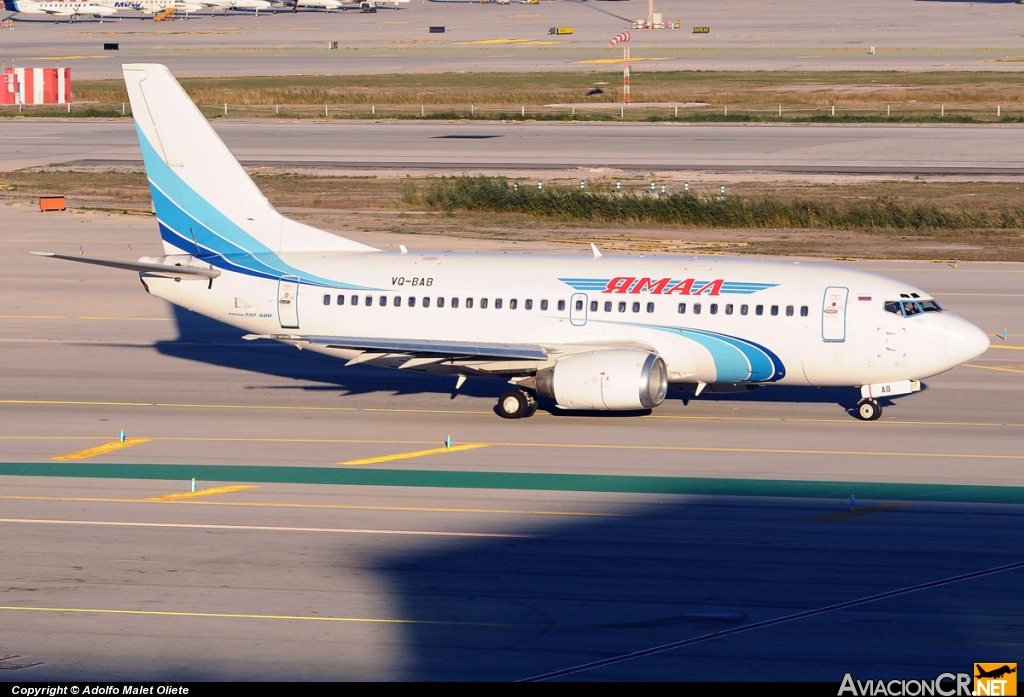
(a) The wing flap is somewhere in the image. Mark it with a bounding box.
[244,334,548,361]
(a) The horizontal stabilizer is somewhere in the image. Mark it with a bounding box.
[30,252,221,280]
[244,334,548,361]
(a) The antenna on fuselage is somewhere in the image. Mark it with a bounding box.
[590,242,602,258]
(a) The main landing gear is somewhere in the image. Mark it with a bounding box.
[497,389,538,419]
[856,398,882,421]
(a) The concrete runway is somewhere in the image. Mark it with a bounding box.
[1,202,1022,680]
[4,0,1024,78]
[6,119,1024,175]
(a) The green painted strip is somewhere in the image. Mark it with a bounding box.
[1,462,1022,504]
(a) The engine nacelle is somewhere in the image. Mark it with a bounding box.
[536,349,668,411]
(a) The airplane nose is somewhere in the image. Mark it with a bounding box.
[945,315,990,368]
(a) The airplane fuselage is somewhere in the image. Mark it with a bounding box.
[141,250,987,390]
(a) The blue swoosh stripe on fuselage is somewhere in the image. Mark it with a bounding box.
[585,318,784,382]
[674,327,783,382]
[138,127,377,290]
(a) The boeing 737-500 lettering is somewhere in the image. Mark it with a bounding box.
[34,64,991,420]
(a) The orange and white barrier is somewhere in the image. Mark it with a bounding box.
[1,67,71,105]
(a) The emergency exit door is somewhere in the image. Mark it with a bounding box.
[822,286,848,342]
[278,276,300,329]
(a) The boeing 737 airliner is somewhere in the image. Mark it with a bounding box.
[34,64,990,420]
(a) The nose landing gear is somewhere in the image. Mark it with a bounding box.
[497,389,537,419]
[856,398,882,421]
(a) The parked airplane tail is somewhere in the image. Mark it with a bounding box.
[122,63,377,259]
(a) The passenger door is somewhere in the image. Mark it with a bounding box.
[822,286,848,342]
[278,276,300,329]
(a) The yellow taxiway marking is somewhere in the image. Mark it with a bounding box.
[51,439,150,462]
[0,605,512,628]
[146,485,260,502]
[964,364,1024,375]
[4,399,1020,428]
[0,517,533,540]
[0,495,625,518]
[989,345,1024,351]
[3,435,1024,460]
[574,57,670,64]
[339,443,490,466]
[933,293,1024,297]
[815,503,908,521]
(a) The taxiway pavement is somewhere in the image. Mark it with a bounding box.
[5,120,1024,176]
[1,184,1021,681]
[4,0,1024,78]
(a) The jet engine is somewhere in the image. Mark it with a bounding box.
[536,349,668,410]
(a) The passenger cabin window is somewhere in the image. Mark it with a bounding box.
[525,299,533,310]
[786,305,794,317]
[618,302,626,313]
[437,297,445,308]
[740,304,748,316]
[509,299,517,310]
[466,298,474,309]
[693,303,702,315]
[495,299,502,310]
[575,299,584,311]
[677,303,686,314]
[590,300,598,312]
[408,297,416,308]
[605,301,612,313]
[337,295,345,306]
[725,304,733,315]
[480,298,488,310]
[423,297,431,308]
[709,303,718,315]
[351,295,358,306]
[556,300,564,312]
[646,302,655,313]
[632,302,640,313]
[323,294,331,306]
[379,295,387,307]
[800,305,808,317]
[755,305,763,316]
[540,300,548,311]
[452,298,460,309]
[770,305,779,316]
[365,296,372,307]
[394,296,401,307]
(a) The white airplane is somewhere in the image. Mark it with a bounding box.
[197,0,272,16]
[2,0,117,21]
[33,64,991,421]
[274,0,406,12]
[91,0,203,15]
[276,0,342,13]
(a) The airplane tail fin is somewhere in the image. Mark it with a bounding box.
[122,64,377,259]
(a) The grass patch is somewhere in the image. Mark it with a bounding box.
[407,176,1024,233]
[2,70,1014,123]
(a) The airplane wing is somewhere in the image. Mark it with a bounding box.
[244,333,549,362]
[30,252,221,280]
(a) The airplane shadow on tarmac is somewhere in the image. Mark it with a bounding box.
[363,496,1024,680]
[156,304,877,415]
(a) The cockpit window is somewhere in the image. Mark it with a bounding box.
[902,301,923,317]
[885,299,937,317]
